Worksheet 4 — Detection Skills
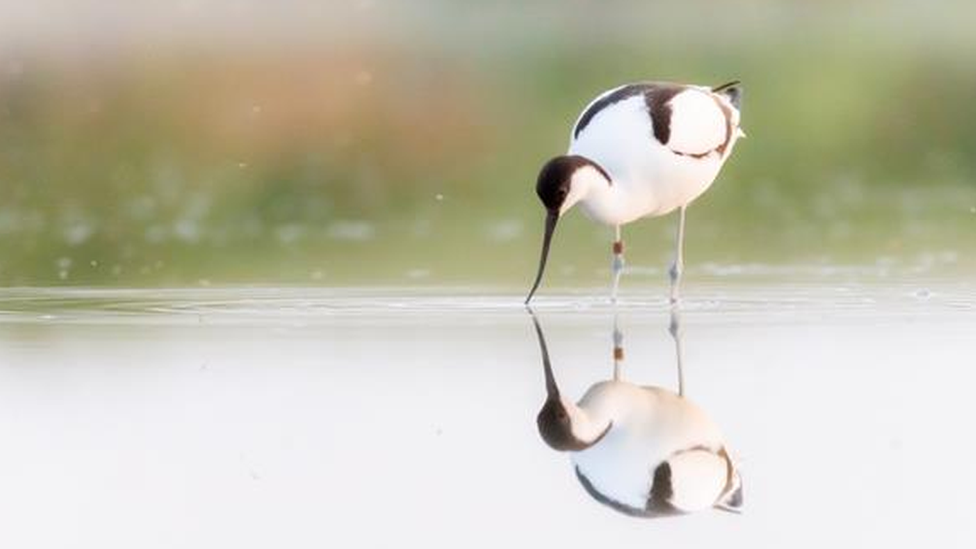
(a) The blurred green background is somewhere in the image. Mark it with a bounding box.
[1,0,974,287]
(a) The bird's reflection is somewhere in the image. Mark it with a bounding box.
[530,308,743,517]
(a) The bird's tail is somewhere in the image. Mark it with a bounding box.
[712,80,743,110]
[711,80,740,93]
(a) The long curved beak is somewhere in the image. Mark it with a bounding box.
[525,211,558,304]
[528,308,559,399]
[529,307,613,452]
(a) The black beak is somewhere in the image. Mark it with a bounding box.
[528,307,614,452]
[528,308,559,400]
[525,211,558,305]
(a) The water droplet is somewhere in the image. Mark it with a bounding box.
[435,194,444,201]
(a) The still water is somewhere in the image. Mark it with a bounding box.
[1,282,974,547]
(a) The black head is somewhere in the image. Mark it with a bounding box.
[535,155,609,212]
[536,398,612,452]
[529,308,612,452]
[535,156,579,212]
[537,398,593,451]
[526,155,608,304]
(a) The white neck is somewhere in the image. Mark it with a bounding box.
[563,397,612,446]
[567,167,646,226]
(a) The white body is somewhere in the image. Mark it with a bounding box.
[566,85,743,225]
[570,380,735,513]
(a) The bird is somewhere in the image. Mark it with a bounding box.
[524,80,745,304]
[528,310,743,517]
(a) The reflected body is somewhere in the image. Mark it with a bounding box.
[530,311,742,517]
[526,81,745,304]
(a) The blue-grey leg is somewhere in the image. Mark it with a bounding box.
[668,304,685,397]
[669,206,687,304]
[611,225,624,303]
[612,308,624,381]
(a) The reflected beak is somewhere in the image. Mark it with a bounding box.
[525,211,559,304]
[528,308,559,400]
[529,308,613,452]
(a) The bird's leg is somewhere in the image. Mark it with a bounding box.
[669,207,687,304]
[669,304,686,397]
[611,225,625,303]
[668,208,687,395]
[612,308,624,381]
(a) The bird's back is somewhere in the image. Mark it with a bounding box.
[570,382,731,514]
[568,82,741,218]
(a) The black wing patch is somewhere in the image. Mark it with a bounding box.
[573,82,737,159]
[573,84,646,139]
[574,466,680,519]
[648,460,675,507]
[644,84,685,145]
[573,82,686,144]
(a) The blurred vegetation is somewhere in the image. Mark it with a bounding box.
[0,1,974,287]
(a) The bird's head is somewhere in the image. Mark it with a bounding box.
[525,155,609,304]
[529,309,613,451]
[537,396,612,452]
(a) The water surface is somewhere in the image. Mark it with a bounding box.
[1,283,974,547]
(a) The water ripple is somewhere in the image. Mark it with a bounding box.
[0,282,973,327]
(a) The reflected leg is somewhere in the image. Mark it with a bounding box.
[669,207,687,304]
[611,225,625,303]
[669,305,685,397]
[612,308,624,381]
